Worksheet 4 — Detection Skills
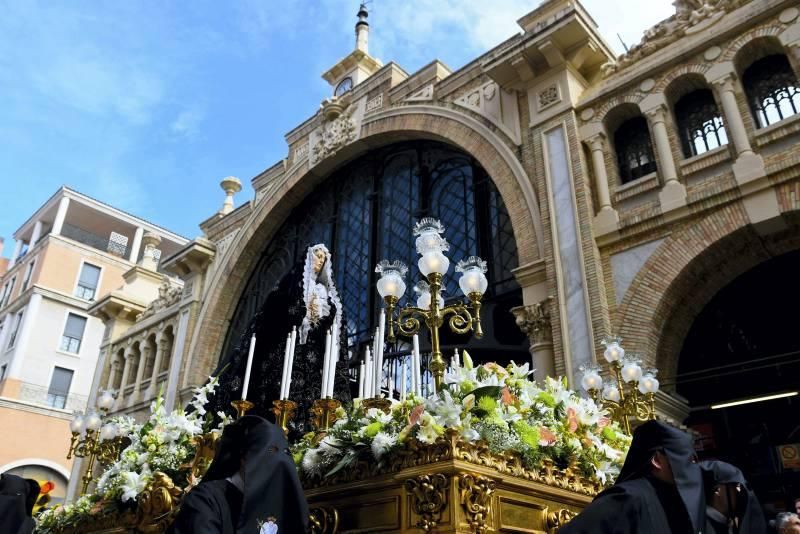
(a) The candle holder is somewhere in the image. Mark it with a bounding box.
[309,398,342,441]
[272,399,298,436]
[231,399,255,419]
[362,396,392,414]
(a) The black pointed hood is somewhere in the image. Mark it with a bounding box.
[700,460,767,534]
[617,420,705,533]
[203,416,308,533]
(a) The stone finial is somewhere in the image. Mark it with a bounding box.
[140,232,162,271]
[219,176,242,215]
[355,3,369,53]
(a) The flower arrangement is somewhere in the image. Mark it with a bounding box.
[295,354,631,486]
[36,377,230,533]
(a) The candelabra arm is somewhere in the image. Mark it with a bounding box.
[67,432,80,460]
[468,292,484,339]
[79,431,100,496]
[384,296,398,342]
[440,304,473,335]
[395,306,427,338]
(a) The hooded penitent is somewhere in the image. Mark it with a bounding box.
[700,460,767,534]
[0,473,39,534]
[173,416,308,534]
[560,420,705,534]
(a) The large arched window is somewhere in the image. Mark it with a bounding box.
[221,141,527,379]
[613,116,657,184]
[743,54,800,128]
[674,89,728,157]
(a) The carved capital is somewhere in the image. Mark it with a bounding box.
[405,473,449,532]
[586,133,606,152]
[711,73,737,94]
[459,473,496,533]
[511,297,554,345]
[644,104,668,124]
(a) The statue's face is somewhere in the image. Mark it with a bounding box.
[312,248,327,274]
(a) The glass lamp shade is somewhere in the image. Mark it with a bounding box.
[97,390,115,410]
[377,272,406,299]
[416,290,444,310]
[580,371,603,391]
[413,218,449,254]
[603,385,621,402]
[603,341,624,363]
[418,250,450,277]
[99,423,117,441]
[621,360,643,383]
[70,413,85,433]
[84,411,102,431]
[458,268,488,296]
[638,373,660,394]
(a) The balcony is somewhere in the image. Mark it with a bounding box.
[14,381,88,412]
[61,223,129,258]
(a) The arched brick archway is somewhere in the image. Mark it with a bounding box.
[182,106,543,387]
[615,204,800,385]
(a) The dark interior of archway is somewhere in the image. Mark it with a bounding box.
[220,140,528,396]
[678,249,800,512]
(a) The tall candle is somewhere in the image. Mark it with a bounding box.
[412,334,421,397]
[326,337,338,399]
[321,329,332,398]
[374,325,385,398]
[242,334,256,400]
[279,333,291,399]
[453,348,460,370]
[400,357,408,401]
[364,346,373,397]
[358,360,365,398]
[286,326,297,398]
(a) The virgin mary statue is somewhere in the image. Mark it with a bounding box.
[208,244,351,437]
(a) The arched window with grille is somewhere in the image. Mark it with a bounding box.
[743,54,800,128]
[674,89,728,157]
[220,141,527,382]
[613,116,657,184]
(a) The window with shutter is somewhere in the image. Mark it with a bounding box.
[47,367,74,409]
[7,311,24,350]
[75,263,101,301]
[60,313,87,354]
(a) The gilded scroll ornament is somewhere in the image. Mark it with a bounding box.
[309,506,340,534]
[405,473,450,532]
[458,473,496,533]
[546,508,578,533]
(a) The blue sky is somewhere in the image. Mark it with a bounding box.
[0,0,674,249]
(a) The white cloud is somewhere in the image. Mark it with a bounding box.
[170,108,206,138]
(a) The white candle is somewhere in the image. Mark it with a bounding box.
[400,357,408,401]
[453,348,460,369]
[279,333,291,399]
[321,329,332,398]
[374,328,384,398]
[326,335,338,399]
[412,334,421,397]
[364,346,373,397]
[242,334,256,400]
[358,360,365,398]
[286,326,297,398]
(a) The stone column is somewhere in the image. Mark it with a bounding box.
[51,196,71,236]
[645,105,687,212]
[8,240,23,268]
[147,337,167,397]
[586,134,619,233]
[511,297,555,381]
[116,352,133,408]
[105,356,119,390]
[706,64,766,185]
[30,220,43,247]
[128,227,144,262]
[132,344,149,401]
[140,232,162,271]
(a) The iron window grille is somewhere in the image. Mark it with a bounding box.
[614,116,658,184]
[675,89,728,157]
[743,54,800,128]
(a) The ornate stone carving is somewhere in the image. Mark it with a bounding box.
[294,142,309,162]
[406,84,434,102]
[139,279,182,320]
[311,104,356,164]
[512,297,553,345]
[365,93,384,112]
[538,84,561,110]
[459,473,496,533]
[405,473,450,532]
[602,0,753,76]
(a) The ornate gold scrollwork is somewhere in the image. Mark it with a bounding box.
[309,506,340,534]
[136,471,183,529]
[458,473,496,533]
[546,508,578,533]
[405,473,450,532]
[189,432,220,483]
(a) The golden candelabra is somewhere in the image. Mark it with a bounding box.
[272,399,298,435]
[580,337,660,435]
[310,398,342,443]
[376,219,488,393]
[231,399,255,419]
[67,391,128,495]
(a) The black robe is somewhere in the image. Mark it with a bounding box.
[0,474,37,534]
[170,416,308,534]
[560,420,704,534]
[208,259,352,439]
[700,460,767,534]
